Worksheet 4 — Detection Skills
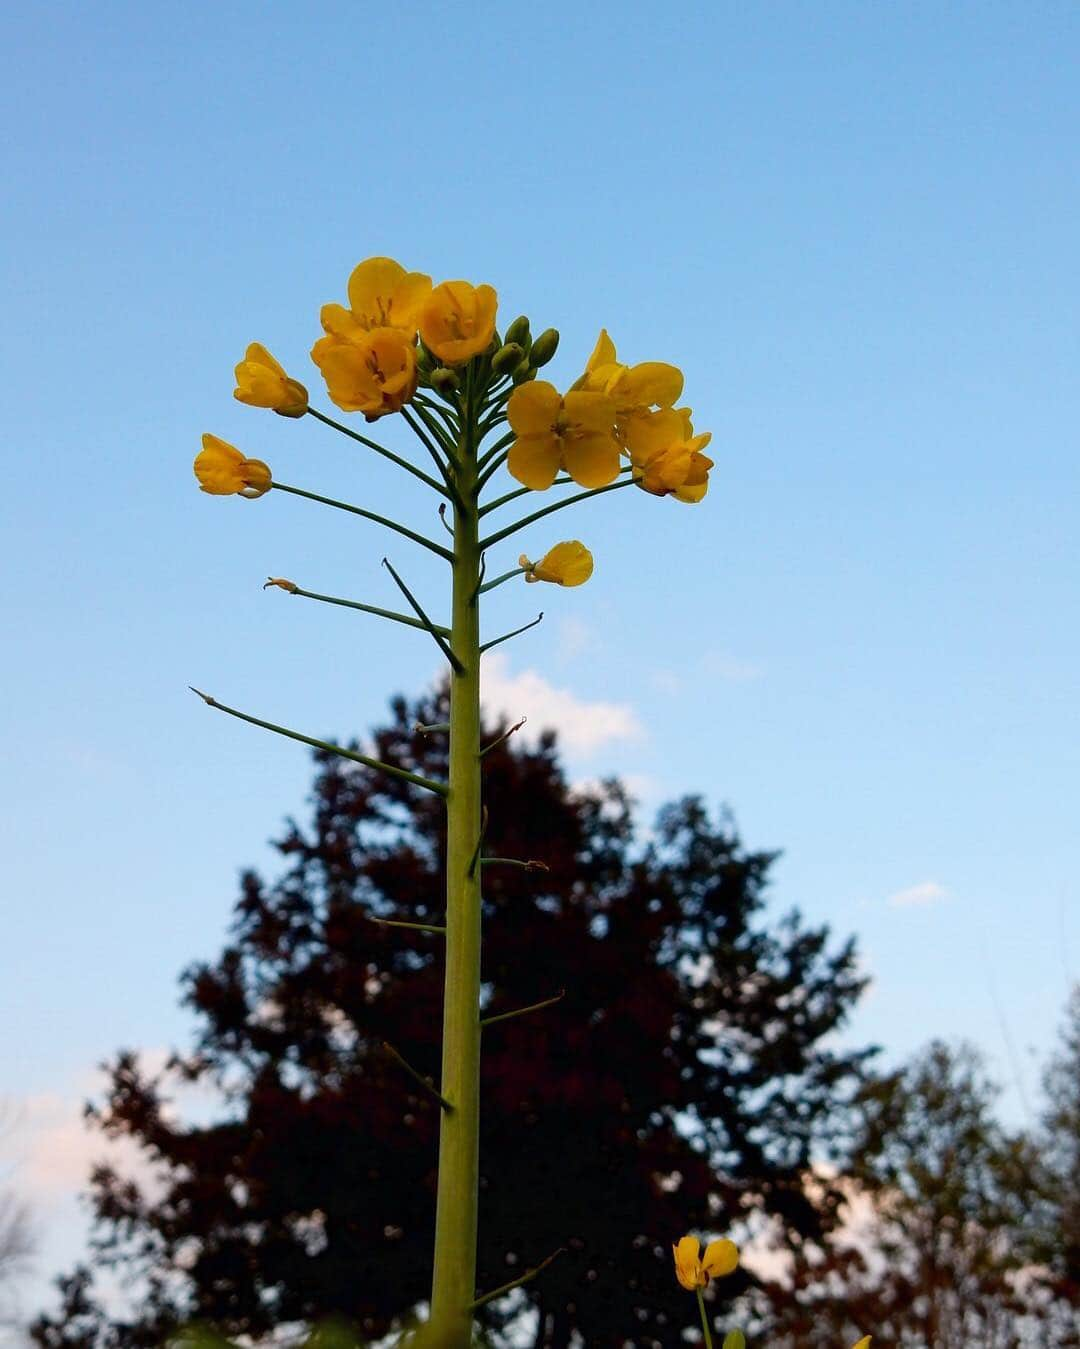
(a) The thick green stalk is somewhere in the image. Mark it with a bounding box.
[428,399,483,1346]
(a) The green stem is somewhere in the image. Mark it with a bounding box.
[271,483,453,563]
[271,583,450,636]
[188,688,447,796]
[479,475,575,518]
[428,376,484,1348]
[479,611,543,654]
[467,1247,566,1312]
[479,990,565,1029]
[382,558,464,674]
[305,407,449,497]
[479,476,636,550]
[477,566,526,594]
[696,1288,714,1349]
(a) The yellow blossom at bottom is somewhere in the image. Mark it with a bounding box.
[852,1338,872,1348]
[672,1234,739,1290]
[193,434,272,498]
[519,541,593,587]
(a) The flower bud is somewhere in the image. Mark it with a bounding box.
[529,328,559,368]
[511,361,536,384]
[491,342,525,375]
[263,576,299,593]
[431,367,460,396]
[416,343,436,375]
[503,315,531,349]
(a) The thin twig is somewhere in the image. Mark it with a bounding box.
[264,580,450,636]
[467,1247,567,1311]
[479,477,636,550]
[271,482,453,562]
[306,406,449,497]
[479,611,544,655]
[480,990,565,1028]
[368,915,446,935]
[189,688,448,796]
[381,1041,453,1112]
[480,716,527,757]
[382,558,465,674]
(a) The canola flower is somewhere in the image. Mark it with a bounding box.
[191,255,718,1349]
[519,541,593,586]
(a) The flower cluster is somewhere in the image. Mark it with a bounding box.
[507,329,714,501]
[310,258,497,419]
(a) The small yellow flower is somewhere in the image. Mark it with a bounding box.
[575,329,684,443]
[518,541,593,587]
[672,1234,739,1291]
[310,326,418,418]
[624,407,714,503]
[507,381,620,490]
[852,1339,872,1349]
[233,343,308,418]
[193,434,272,498]
[319,256,432,340]
[418,280,498,366]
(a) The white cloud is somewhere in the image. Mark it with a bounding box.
[887,880,948,909]
[481,653,643,755]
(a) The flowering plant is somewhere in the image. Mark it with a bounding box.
[193,256,715,1347]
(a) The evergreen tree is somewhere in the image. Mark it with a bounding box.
[33,690,870,1348]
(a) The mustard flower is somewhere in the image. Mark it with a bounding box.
[193,434,271,498]
[671,1234,739,1291]
[319,256,432,339]
[418,280,498,365]
[575,329,684,442]
[233,343,309,418]
[518,541,593,587]
[852,1339,872,1348]
[506,381,620,490]
[624,407,714,503]
[310,326,418,418]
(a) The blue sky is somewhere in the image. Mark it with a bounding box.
[2,0,1079,1330]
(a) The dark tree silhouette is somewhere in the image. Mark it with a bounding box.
[33,689,871,1348]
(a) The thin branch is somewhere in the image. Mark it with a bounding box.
[368,915,446,935]
[263,578,450,636]
[479,476,636,550]
[271,483,453,562]
[479,475,576,519]
[480,715,527,757]
[479,611,544,655]
[467,805,490,880]
[188,688,448,796]
[381,1041,453,1112]
[306,406,449,497]
[477,566,526,594]
[382,558,465,674]
[437,502,455,536]
[468,1247,567,1311]
[480,990,565,1029]
[480,857,550,872]
[477,429,516,476]
[413,721,450,734]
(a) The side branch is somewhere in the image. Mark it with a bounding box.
[480,990,565,1028]
[382,558,465,674]
[381,1041,453,1113]
[264,578,450,636]
[467,1247,567,1312]
[271,482,453,562]
[367,915,446,935]
[188,688,449,797]
[479,715,526,757]
[479,612,544,655]
[306,406,449,498]
[479,477,636,550]
[480,857,550,872]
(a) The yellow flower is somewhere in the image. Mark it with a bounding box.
[519,541,593,587]
[418,280,498,365]
[575,329,684,443]
[852,1339,872,1349]
[672,1235,739,1291]
[310,326,418,418]
[194,434,271,498]
[506,381,620,490]
[624,407,714,503]
[319,256,432,339]
[233,343,308,418]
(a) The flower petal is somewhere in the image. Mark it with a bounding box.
[562,431,621,488]
[701,1238,739,1279]
[508,381,562,436]
[507,434,562,490]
